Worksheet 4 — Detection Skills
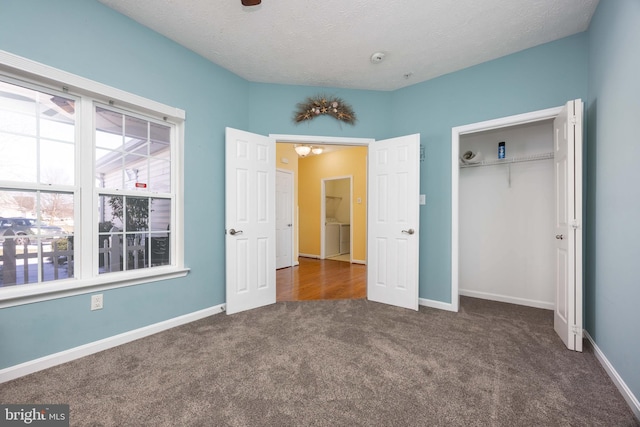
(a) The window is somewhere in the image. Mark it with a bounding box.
[95,107,172,273]
[0,52,186,305]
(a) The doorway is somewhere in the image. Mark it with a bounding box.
[321,176,352,262]
[451,100,584,351]
[276,169,294,269]
[226,129,421,314]
[274,139,366,302]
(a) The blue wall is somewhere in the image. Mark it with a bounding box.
[391,34,588,302]
[0,0,250,368]
[247,82,391,138]
[586,0,640,402]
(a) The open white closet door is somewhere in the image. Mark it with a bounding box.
[553,99,583,351]
[225,127,276,315]
[367,134,420,310]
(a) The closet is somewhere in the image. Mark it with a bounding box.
[458,120,555,310]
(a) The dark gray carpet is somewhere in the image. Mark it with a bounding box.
[1,297,638,426]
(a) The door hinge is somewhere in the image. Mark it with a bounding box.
[570,220,580,230]
[571,325,582,336]
[570,115,577,126]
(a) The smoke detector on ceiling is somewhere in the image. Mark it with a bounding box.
[370,52,385,64]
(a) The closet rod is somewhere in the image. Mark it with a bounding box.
[460,151,554,168]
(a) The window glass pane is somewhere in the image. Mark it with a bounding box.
[95,107,123,150]
[96,150,123,190]
[40,116,75,142]
[0,81,76,187]
[99,195,123,231]
[124,154,147,190]
[150,233,170,267]
[41,140,74,185]
[125,115,147,142]
[149,158,170,193]
[150,122,170,144]
[39,95,75,141]
[126,233,147,270]
[40,191,74,238]
[0,80,37,135]
[126,197,149,231]
[96,107,171,197]
[98,234,123,274]
[0,189,37,226]
[0,240,38,286]
[0,135,37,182]
[43,238,74,282]
[150,140,170,159]
[149,198,171,232]
[0,189,74,286]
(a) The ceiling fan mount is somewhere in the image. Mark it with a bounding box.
[241,0,261,6]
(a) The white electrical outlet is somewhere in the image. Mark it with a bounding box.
[91,294,103,311]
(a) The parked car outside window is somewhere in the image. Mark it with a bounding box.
[0,217,67,246]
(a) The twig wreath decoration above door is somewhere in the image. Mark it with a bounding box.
[293,95,356,125]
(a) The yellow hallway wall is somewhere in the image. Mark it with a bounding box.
[298,146,367,262]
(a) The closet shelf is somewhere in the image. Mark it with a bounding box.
[325,195,342,199]
[460,152,554,168]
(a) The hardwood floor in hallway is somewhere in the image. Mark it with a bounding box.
[276,257,366,301]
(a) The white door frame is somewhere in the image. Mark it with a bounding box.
[451,106,563,313]
[320,175,353,260]
[276,168,294,268]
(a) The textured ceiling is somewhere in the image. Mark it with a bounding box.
[98,0,599,91]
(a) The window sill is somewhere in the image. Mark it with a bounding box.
[0,267,190,309]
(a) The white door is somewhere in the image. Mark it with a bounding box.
[367,134,420,310]
[225,127,276,315]
[276,169,293,269]
[553,99,583,351]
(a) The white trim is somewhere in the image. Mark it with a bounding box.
[451,106,563,314]
[584,331,640,420]
[270,134,374,146]
[419,297,457,312]
[321,175,352,259]
[0,304,224,384]
[0,268,190,309]
[459,289,554,310]
[0,50,185,121]
[298,253,320,259]
[352,259,366,265]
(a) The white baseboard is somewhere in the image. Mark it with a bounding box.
[459,289,554,310]
[419,298,458,312]
[351,259,366,265]
[0,304,226,384]
[298,253,320,259]
[584,331,640,420]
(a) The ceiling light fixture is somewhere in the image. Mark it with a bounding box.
[294,145,312,157]
[294,145,324,157]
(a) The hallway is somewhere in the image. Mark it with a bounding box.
[276,258,366,301]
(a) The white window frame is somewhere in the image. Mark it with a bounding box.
[0,50,188,308]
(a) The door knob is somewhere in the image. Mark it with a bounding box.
[229,229,243,236]
[287,224,292,227]
[402,229,415,235]
[555,234,564,240]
